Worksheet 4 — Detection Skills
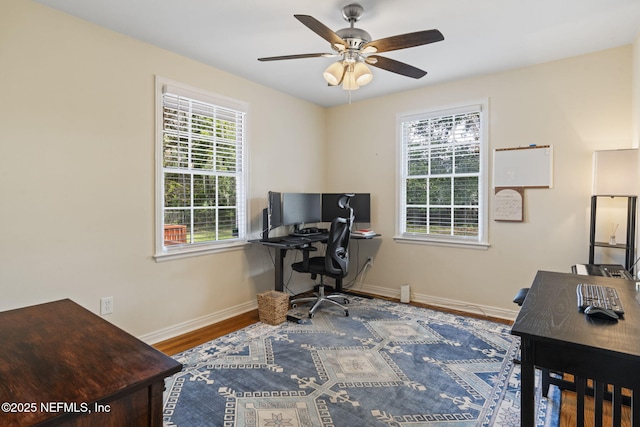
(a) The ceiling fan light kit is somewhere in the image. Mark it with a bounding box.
[258,3,444,92]
[342,69,359,91]
[353,61,373,86]
[323,61,344,86]
[323,58,373,90]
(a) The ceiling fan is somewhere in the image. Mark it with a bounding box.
[258,3,444,91]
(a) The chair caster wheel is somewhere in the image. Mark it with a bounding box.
[344,299,349,304]
[291,303,297,308]
[345,310,349,317]
[309,312,314,318]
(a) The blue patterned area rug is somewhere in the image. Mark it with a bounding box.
[163,297,559,426]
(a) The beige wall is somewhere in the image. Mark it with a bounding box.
[632,31,640,272]
[326,46,633,316]
[634,31,640,148]
[1,1,637,340]
[0,1,325,339]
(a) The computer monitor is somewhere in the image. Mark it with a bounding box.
[322,193,371,223]
[267,191,282,230]
[282,193,322,226]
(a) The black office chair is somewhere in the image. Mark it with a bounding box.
[290,195,353,318]
[513,288,529,306]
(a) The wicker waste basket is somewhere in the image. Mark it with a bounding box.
[257,290,290,325]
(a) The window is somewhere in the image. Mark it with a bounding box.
[155,78,248,260]
[397,102,488,248]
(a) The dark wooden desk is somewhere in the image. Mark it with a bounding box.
[511,271,640,427]
[0,299,182,426]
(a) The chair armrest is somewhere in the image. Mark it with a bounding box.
[299,245,317,270]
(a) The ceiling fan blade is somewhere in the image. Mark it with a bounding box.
[258,53,335,61]
[294,14,347,50]
[366,55,427,79]
[363,29,444,53]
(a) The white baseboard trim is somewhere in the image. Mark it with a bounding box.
[354,283,519,321]
[140,284,314,345]
[139,299,258,345]
[140,283,518,345]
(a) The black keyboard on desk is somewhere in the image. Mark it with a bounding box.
[282,237,308,243]
[576,283,625,315]
[260,236,310,245]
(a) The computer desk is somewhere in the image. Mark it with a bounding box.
[249,234,329,292]
[511,270,640,427]
[249,233,379,292]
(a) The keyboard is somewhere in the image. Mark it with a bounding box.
[260,236,309,245]
[573,263,633,280]
[576,283,625,315]
[282,237,308,243]
[602,265,634,280]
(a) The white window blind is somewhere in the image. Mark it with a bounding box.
[398,103,488,246]
[156,78,248,258]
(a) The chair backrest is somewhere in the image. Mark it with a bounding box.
[337,193,355,230]
[324,216,350,277]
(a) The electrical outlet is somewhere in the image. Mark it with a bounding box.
[100,296,113,315]
[367,256,374,266]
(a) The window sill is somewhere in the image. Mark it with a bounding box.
[393,235,490,250]
[154,240,248,262]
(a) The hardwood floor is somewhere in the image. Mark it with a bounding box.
[153,292,626,426]
[152,291,510,356]
[153,309,260,356]
[560,391,631,427]
[558,376,632,427]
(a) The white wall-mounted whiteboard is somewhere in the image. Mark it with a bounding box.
[493,145,553,188]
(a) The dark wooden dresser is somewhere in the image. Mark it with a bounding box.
[0,299,182,426]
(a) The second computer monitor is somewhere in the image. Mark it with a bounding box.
[267,191,282,230]
[322,193,371,223]
[282,193,322,226]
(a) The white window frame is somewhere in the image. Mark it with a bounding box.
[395,100,489,249]
[154,76,249,261]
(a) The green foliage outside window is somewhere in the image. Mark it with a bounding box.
[402,110,481,238]
[162,95,244,245]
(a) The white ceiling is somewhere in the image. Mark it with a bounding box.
[35,0,640,107]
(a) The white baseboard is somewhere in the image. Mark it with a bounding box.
[138,299,258,345]
[140,283,518,345]
[354,283,519,321]
[139,284,314,345]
